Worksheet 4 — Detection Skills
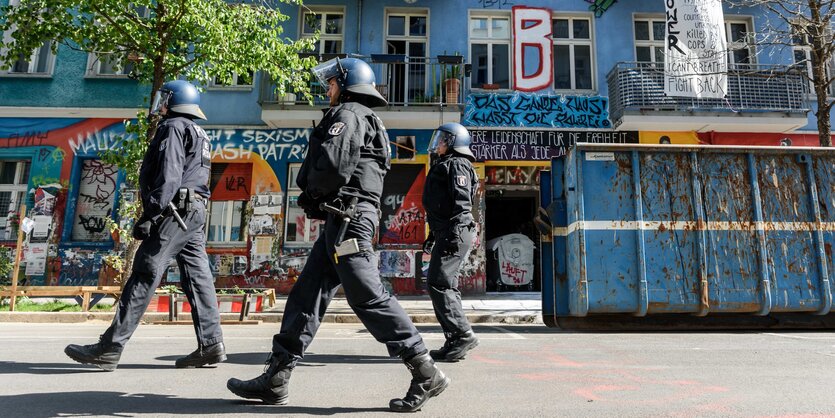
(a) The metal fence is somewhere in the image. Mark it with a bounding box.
[259,55,466,107]
[607,62,810,124]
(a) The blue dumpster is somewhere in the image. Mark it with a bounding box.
[540,143,835,329]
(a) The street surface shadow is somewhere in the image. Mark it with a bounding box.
[0,361,171,375]
[156,352,400,366]
[0,391,389,417]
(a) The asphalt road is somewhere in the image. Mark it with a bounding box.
[1,322,834,417]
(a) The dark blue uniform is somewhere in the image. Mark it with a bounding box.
[422,154,478,338]
[272,102,427,361]
[101,115,223,349]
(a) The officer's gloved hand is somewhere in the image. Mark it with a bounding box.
[132,218,153,241]
[298,192,327,220]
[422,231,435,254]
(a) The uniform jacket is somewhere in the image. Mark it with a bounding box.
[297,102,391,207]
[423,154,478,233]
[139,115,211,223]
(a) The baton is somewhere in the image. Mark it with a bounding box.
[168,202,188,231]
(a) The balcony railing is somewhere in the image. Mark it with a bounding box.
[607,62,809,126]
[259,54,467,108]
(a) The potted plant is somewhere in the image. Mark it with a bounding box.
[444,65,461,104]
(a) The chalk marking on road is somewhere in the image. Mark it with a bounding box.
[763,333,835,340]
[489,326,526,340]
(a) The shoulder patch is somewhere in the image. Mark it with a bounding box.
[456,175,468,187]
[328,122,347,136]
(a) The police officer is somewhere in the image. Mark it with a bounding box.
[422,122,480,362]
[226,58,448,412]
[64,80,225,371]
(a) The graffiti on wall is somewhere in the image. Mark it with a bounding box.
[485,166,542,186]
[463,93,611,128]
[204,129,310,163]
[512,6,553,91]
[58,249,102,286]
[72,160,118,241]
[379,164,426,245]
[379,251,416,278]
[479,0,513,9]
[469,129,638,161]
[587,0,617,17]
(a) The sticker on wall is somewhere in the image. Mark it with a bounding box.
[252,193,283,215]
[379,251,416,278]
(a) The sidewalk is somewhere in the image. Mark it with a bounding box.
[0,293,543,325]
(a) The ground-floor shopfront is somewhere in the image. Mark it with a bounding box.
[2,116,830,297]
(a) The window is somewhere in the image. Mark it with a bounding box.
[469,14,511,89]
[207,201,246,243]
[207,163,250,244]
[0,161,31,241]
[284,164,324,246]
[725,20,755,67]
[1,0,54,76]
[86,53,134,77]
[72,160,118,242]
[634,17,665,66]
[552,15,594,91]
[386,10,429,103]
[301,8,345,54]
[210,70,254,88]
[792,22,835,97]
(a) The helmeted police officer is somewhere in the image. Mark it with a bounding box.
[422,122,480,362]
[226,58,448,412]
[64,80,225,371]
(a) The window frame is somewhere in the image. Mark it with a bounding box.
[85,53,134,78]
[632,15,666,67]
[207,70,255,90]
[206,200,247,246]
[283,164,324,247]
[791,21,835,98]
[550,13,596,92]
[725,18,757,67]
[0,0,55,78]
[0,160,31,241]
[468,11,512,91]
[300,6,346,55]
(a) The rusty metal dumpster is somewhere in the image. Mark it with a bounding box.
[540,143,835,329]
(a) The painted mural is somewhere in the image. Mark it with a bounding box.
[463,93,611,128]
[469,129,638,161]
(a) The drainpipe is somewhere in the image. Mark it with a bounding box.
[357,0,362,54]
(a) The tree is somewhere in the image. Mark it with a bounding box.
[729,0,835,146]
[0,0,318,277]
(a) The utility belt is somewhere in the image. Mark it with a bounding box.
[171,188,207,213]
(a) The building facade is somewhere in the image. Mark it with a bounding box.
[1,0,832,296]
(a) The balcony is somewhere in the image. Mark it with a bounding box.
[259,54,465,129]
[607,62,810,133]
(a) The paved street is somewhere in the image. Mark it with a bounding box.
[1,322,834,417]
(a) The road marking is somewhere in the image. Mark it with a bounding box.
[489,326,526,340]
[763,333,835,340]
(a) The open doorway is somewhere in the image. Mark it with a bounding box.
[484,189,540,292]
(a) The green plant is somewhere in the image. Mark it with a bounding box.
[160,285,182,294]
[0,247,13,286]
[444,64,461,80]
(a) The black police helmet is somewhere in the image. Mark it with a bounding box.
[429,122,475,160]
[160,80,206,120]
[313,57,388,108]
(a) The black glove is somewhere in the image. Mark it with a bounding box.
[132,219,153,241]
[422,231,435,254]
[298,192,327,220]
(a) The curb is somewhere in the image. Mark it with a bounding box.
[0,311,543,325]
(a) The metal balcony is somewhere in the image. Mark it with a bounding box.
[607,62,810,132]
[259,54,467,108]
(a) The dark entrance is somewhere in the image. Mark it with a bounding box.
[484,189,540,292]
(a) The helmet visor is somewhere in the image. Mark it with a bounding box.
[311,57,345,87]
[428,130,455,154]
[150,90,172,116]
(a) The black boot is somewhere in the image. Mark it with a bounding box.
[176,342,227,368]
[430,330,479,362]
[389,352,450,413]
[227,353,293,405]
[64,340,123,372]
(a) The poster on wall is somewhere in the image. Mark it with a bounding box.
[24,243,48,276]
[664,0,728,98]
[72,160,118,242]
[252,193,283,215]
[379,251,416,278]
[379,164,426,245]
